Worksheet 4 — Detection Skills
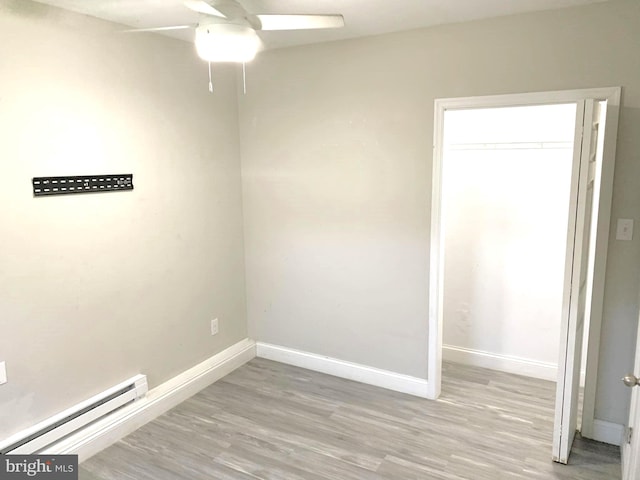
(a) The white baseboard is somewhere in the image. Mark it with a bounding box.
[256,342,429,398]
[443,345,588,385]
[443,344,560,382]
[591,419,625,447]
[43,338,256,462]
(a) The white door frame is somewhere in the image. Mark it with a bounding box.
[427,88,621,443]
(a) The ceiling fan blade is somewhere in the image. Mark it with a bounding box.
[122,25,195,33]
[205,0,248,20]
[255,14,344,31]
[184,0,226,18]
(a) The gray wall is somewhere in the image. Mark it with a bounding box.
[239,0,640,425]
[0,2,248,438]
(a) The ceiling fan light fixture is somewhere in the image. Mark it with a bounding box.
[195,23,259,63]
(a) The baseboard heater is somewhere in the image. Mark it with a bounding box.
[0,375,147,455]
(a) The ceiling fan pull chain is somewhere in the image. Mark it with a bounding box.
[242,62,247,95]
[208,61,214,93]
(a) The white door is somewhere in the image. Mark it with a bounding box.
[553,99,601,464]
[622,311,640,480]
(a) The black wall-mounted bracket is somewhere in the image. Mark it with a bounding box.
[32,174,134,197]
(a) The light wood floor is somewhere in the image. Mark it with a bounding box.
[80,359,621,480]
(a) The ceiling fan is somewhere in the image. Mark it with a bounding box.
[125,0,345,63]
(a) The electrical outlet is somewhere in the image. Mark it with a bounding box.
[0,362,7,385]
[210,318,219,336]
[616,218,634,241]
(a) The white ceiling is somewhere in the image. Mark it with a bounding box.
[33,0,610,50]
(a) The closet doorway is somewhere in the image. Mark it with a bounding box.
[428,88,621,464]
